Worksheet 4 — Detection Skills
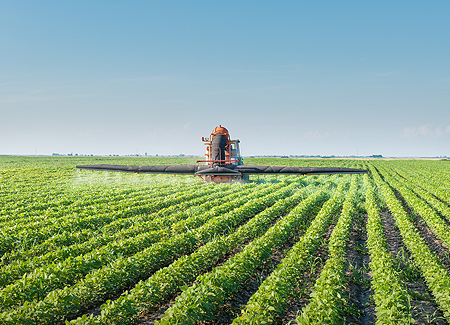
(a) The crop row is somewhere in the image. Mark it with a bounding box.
[69,179,326,324]
[296,174,359,323]
[0,182,215,257]
[230,180,348,324]
[102,183,269,236]
[0,182,177,227]
[382,164,450,223]
[383,161,450,204]
[4,183,246,263]
[156,179,339,324]
[0,185,254,288]
[375,164,450,249]
[370,165,450,320]
[0,178,187,227]
[362,173,410,324]
[5,187,198,234]
[0,180,305,323]
[395,166,450,204]
[0,182,278,308]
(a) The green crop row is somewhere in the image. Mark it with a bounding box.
[376,164,450,249]
[381,164,450,224]
[0,185,253,288]
[362,174,410,324]
[157,179,337,325]
[231,179,349,324]
[1,180,301,324]
[18,184,238,256]
[380,161,450,204]
[0,173,190,227]
[0,182,207,257]
[388,162,450,208]
[0,183,176,227]
[2,183,236,264]
[370,165,450,321]
[69,179,322,324]
[95,184,244,234]
[0,182,277,309]
[297,174,360,323]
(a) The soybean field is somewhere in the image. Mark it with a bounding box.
[1,156,450,324]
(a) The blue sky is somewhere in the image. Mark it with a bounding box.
[1,1,449,157]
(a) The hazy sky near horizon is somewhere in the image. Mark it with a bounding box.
[1,1,449,157]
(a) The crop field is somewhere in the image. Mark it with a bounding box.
[1,156,450,324]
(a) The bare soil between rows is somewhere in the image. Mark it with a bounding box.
[380,209,447,324]
[343,213,376,325]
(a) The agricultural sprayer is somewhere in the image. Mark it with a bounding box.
[76,125,368,183]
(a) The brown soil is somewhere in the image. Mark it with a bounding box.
[385,169,450,273]
[79,199,277,323]
[68,178,450,325]
[201,221,332,325]
[198,212,339,324]
[138,303,173,325]
[137,246,245,325]
[379,210,447,324]
[278,217,337,324]
[409,208,450,272]
[137,202,309,324]
[391,169,450,227]
[344,213,376,325]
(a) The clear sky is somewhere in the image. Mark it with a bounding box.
[1,1,449,157]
